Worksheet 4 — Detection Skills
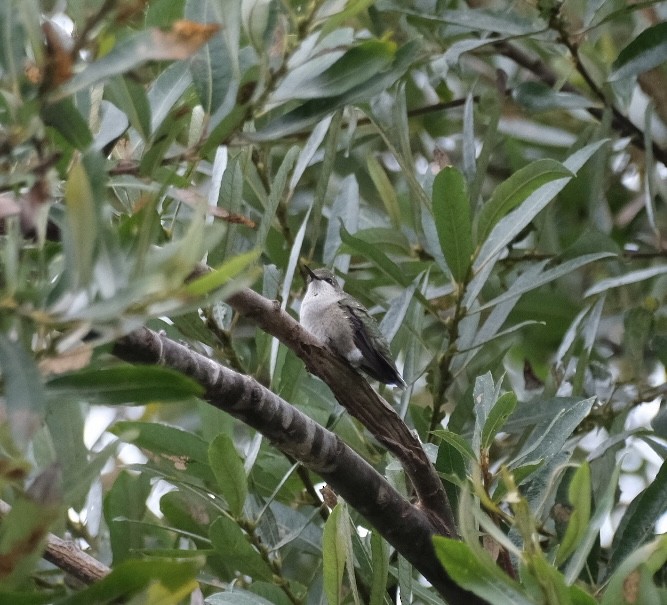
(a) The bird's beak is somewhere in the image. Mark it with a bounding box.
[301,264,318,282]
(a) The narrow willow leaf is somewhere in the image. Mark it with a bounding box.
[584,265,667,297]
[608,459,667,576]
[367,155,401,228]
[601,535,667,605]
[565,462,622,583]
[431,429,476,461]
[289,115,333,193]
[476,252,616,312]
[370,532,389,605]
[54,560,200,605]
[208,434,247,517]
[339,223,406,285]
[481,392,517,450]
[294,39,396,99]
[433,537,534,605]
[0,336,45,445]
[0,0,25,86]
[105,76,151,140]
[433,166,473,283]
[47,366,204,404]
[271,206,312,380]
[41,99,93,149]
[54,25,219,100]
[472,372,495,455]
[251,40,420,140]
[111,421,214,485]
[206,590,276,605]
[556,462,591,565]
[318,0,375,39]
[323,504,347,605]
[475,159,572,246]
[256,146,299,247]
[513,397,595,467]
[388,5,544,36]
[181,249,260,297]
[513,82,595,111]
[609,22,667,81]
[64,160,98,284]
[473,139,607,276]
[209,516,273,580]
[148,61,192,133]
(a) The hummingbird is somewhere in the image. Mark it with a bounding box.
[299,266,406,387]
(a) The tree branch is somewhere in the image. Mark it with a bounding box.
[226,287,456,538]
[111,327,483,604]
[494,40,667,167]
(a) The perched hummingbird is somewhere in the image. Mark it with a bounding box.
[300,267,406,387]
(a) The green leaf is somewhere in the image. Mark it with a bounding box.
[322,503,347,605]
[105,76,152,140]
[339,223,406,286]
[476,252,616,312]
[608,459,667,575]
[209,516,273,581]
[475,159,572,246]
[584,265,667,297]
[0,0,25,86]
[367,155,401,228]
[181,249,260,297]
[206,589,277,605]
[147,61,192,133]
[433,166,473,282]
[64,157,99,284]
[104,470,152,564]
[556,462,591,566]
[295,40,396,99]
[385,4,543,36]
[47,366,204,405]
[111,421,214,484]
[256,146,299,248]
[431,429,476,461]
[601,535,667,605]
[512,82,596,112]
[370,532,389,605]
[41,99,93,149]
[432,537,535,605]
[54,26,219,100]
[54,560,200,605]
[185,0,240,114]
[208,434,247,517]
[472,372,495,455]
[512,397,595,467]
[481,392,517,450]
[609,22,667,81]
[504,397,584,433]
[251,40,420,140]
[471,140,607,283]
[564,461,622,583]
[0,490,60,588]
[0,336,45,446]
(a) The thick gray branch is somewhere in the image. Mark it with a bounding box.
[112,327,482,604]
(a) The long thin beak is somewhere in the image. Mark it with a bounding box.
[301,264,318,281]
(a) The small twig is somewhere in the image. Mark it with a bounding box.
[0,499,110,585]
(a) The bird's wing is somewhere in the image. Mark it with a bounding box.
[340,301,405,386]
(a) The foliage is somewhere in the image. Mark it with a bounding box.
[0,0,666,604]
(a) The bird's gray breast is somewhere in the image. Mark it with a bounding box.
[300,295,360,363]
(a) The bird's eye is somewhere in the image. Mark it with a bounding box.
[325,278,335,285]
